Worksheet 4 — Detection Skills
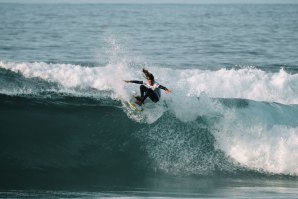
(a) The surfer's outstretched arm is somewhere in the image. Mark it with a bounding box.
[158,85,172,94]
[123,80,143,84]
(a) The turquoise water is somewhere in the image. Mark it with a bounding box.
[0,3,298,198]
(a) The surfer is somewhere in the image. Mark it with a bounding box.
[124,69,171,105]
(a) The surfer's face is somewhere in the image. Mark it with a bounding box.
[147,79,153,85]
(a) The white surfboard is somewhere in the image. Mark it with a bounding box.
[127,96,143,112]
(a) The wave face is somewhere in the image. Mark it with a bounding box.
[0,62,298,178]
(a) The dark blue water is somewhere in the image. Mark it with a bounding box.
[0,3,298,198]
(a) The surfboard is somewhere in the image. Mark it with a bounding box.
[127,96,143,112]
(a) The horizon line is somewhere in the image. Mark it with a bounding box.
[1,2,298,4]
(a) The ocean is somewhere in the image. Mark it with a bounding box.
[0,3,298,198]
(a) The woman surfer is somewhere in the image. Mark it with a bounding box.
[124,69,171,105]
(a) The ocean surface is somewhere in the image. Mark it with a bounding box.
[0,3,298,198]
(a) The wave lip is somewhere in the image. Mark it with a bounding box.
[177,67,298,105]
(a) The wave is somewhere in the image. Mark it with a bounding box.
[0,61,298,177]
[1,61,298,104]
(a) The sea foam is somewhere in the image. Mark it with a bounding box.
[1,61,297,104]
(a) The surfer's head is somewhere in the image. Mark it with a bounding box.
[147,79,154,86]
[143,68,154,85]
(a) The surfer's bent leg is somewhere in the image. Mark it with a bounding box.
[140,85,148,98]
[147,90,159,103]
[141,87,159,103]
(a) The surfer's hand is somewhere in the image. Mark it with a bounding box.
[165,89,172,94]
[123,80,130,83]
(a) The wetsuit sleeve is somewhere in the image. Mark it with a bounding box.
[158,85,168,91]
[129,80,143,84]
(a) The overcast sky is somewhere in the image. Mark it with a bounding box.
[0,0,298,3]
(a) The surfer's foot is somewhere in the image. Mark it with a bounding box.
[135,96,141,101]
[134,96,143,106]
[135,99,143,106]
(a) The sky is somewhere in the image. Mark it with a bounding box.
[0,0,297,3]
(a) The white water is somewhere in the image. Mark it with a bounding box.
[213,101,298,175]
[1,61,297,104]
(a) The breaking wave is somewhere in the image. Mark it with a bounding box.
[0,61,298,177]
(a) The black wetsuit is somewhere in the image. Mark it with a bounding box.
[129,80,168,103]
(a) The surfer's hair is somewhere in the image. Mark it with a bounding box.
[143,68,154,80]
